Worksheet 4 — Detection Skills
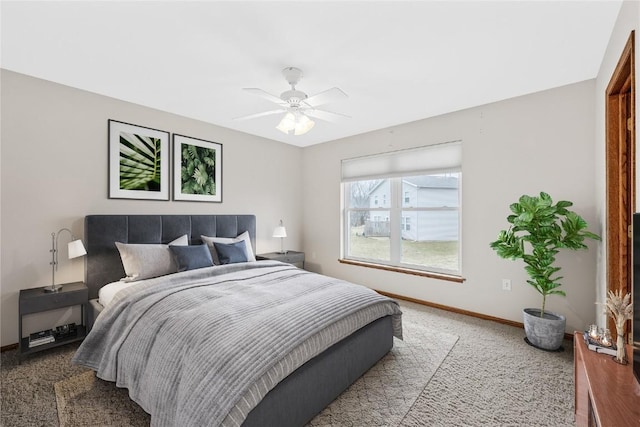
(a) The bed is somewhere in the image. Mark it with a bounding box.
[73,214,402,426]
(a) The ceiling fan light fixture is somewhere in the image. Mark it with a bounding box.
[294,114,315,135]
[240,66,348,137]
[276,112,315,136]
[276,112,297,134]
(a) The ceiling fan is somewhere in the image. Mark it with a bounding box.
[235,67,349,136]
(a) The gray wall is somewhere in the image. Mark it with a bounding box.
[1,70,303,346]
[302,80,599,335]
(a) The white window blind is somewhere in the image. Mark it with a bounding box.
[341,140,462,182]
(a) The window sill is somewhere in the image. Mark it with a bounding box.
[338,259,465,283]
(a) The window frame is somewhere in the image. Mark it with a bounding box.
[342,172,462,277]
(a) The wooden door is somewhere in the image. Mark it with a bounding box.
[606,32,635,341]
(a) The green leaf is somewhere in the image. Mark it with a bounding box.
[180,143,217,195]
[119,132,161,191]
[556,200,573,208]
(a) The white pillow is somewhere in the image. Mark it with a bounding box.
[115,234,188,281]
[201,231,256,265]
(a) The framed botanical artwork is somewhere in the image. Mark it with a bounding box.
[108,120,170,200]
[173,134,222,202]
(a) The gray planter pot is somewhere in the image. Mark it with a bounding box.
[522,308,566,351]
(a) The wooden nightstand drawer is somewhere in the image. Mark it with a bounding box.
[279,253,304,264]
[18,281,89,362]
[19,282,88,314]
[257,251,305,268]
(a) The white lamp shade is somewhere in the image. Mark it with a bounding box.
[68,239,87,259]
[294,115,315,135]
[276,113,297,134]
[272,226,287,238]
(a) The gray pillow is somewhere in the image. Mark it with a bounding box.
[115,234,188,281]
[213,241,249,264]
[201,231,256,265]
[169,244,214,272]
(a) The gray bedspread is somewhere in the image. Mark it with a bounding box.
[72,261,402,427]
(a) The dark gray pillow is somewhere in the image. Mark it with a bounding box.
[213,241,249,264]
[201,231,256,264]
[169,244,214,272]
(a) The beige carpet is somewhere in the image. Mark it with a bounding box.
[55,371,150,426]
[399,302,576,427]
[51,302,458,427]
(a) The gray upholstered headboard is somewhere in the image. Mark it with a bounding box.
[84,214,256,300]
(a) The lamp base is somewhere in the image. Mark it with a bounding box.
[43,284,63,293]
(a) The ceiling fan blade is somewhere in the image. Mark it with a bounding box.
[303,87,348,107]
[243,88,287,106]
[233,109,285,121]
[304,108,351,123]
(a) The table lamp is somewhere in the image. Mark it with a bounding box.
[46,228,87,293]
[272,220,288,254]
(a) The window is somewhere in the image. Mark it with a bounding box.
[402,216,411,231]
[341,142,461,276]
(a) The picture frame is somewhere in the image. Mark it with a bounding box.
[108,120,170,200]
[173,134,222,202]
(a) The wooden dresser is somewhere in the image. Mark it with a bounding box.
[574,332,640,426]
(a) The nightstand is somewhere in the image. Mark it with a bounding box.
[18,281,88,362]
[257,251,305,269]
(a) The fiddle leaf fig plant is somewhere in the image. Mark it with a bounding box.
[490,192,600,318]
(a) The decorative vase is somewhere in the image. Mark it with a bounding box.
[615,333,627,364]
[522,308,566,351]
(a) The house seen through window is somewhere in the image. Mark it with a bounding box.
[341,142,461,276]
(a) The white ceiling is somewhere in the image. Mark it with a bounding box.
[1,1,622,147]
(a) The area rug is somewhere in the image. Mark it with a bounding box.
[399,301,575,427]
[54,305,458,426]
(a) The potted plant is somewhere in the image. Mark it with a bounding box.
[490,192,600,351]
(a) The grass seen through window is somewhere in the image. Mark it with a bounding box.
[349,226,458,271]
